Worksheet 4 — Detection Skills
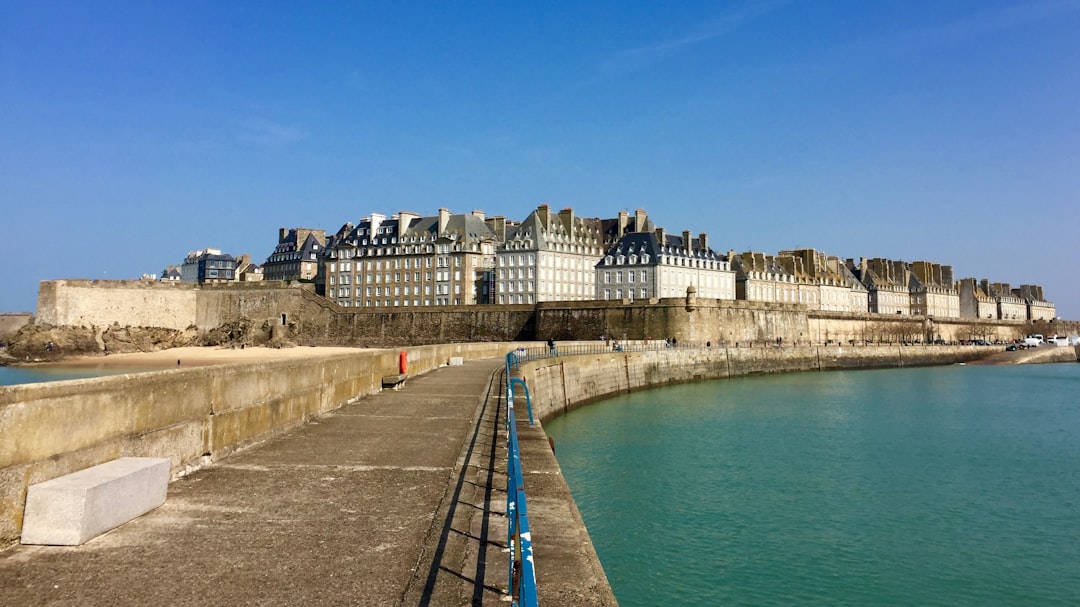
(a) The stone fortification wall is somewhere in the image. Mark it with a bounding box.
[515,345,1004,424]
[31,280,1074,351]
[36,280,199,330]
[536,298,810,345]
[33,280,536,349]
[0,342,531,548]
[0,314,32,340]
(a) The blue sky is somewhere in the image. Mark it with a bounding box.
[2,1,1078,318]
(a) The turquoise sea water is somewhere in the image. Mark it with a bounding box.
[0,365,144,386]
[544,364,1080,606]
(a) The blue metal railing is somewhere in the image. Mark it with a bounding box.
[505,352,538,607]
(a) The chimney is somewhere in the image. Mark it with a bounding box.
[682,230,692,253]
[486,216,507,240]
[635,209,647,232]
[437,208,450,234]
[369,213,386,235]
[398,211,420,230]
[618,210,629,238]
[655,227,666,246]
[699,232,709,252]
[471,209,485,221]
[536,203,550,226]
[279,228,290,244]
[558,207,574,232]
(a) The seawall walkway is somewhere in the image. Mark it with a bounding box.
[0,358,615,606]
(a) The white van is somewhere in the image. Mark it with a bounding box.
[1023,334,1044,347]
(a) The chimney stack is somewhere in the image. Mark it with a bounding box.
[437,208,450,234]
[682,230,692,253]
[558,207,575,232]
[635,209,648,232]
[618,210,629,238]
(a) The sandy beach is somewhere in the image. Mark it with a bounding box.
[25,345,378,370]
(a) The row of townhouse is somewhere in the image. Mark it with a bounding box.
[731,249,869,313]
[846,257,1055,321]
[957,279,1055,321]
[250,204,1054,320]
[316,209,498,308]
[309,205,737,308]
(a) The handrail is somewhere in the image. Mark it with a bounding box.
[505,353,538,607]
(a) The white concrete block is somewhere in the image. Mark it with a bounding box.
[22,457,170,546]
[449,356,464,366]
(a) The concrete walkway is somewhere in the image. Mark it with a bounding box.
[0,358,617,606]
[1,360,511,606]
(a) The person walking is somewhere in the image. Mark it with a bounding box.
[547,338,557,357]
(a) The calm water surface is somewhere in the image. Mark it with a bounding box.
[0,365,147,386]
[545,364,1080,606]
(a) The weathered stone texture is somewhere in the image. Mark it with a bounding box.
[516,345,1009,424]
[0,341,530,548]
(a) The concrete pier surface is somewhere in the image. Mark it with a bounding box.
[0,359,616,606]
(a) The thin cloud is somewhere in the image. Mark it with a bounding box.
[238,120,309,147]
[603,0,791,75]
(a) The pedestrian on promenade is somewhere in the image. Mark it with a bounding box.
[547,338,557,357]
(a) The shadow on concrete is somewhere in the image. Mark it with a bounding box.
[416,371,506,606]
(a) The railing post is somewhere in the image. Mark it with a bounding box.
[504,349,540,607]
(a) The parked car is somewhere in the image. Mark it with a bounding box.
[1005,344,1018,352]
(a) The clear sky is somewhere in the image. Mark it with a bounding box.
[2,1,1078,318]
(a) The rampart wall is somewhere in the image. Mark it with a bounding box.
[0,314,32,340]
[515,345,1007,424]
[36,280,199,330]
[0,342,530,548]
[29,280,1077,350]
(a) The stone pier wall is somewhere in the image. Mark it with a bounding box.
[0,342,532,548]
[515,345,1006,424]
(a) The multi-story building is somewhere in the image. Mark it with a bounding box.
[957,278,998,319]
[495,204,607,304]
[733,249,868,312]
[180,248,236,284]
[264,228,326,281]
[320,209,499,308]
[982,281,1027,320]
[596,224,735,302]
[908,261,959,318]
[848,258,911,315]
[779,249,870,312]
[731,251,799,304]
[1015,285,1056,321]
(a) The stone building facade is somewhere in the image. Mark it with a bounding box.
[848,258,912,315]
[263,228,326,281]
[180,249,237,284]
[596,226,735,302]
[908,261,959,318]
[319,209,499,308]
[494,204,606,304]
[734,249,868,313]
